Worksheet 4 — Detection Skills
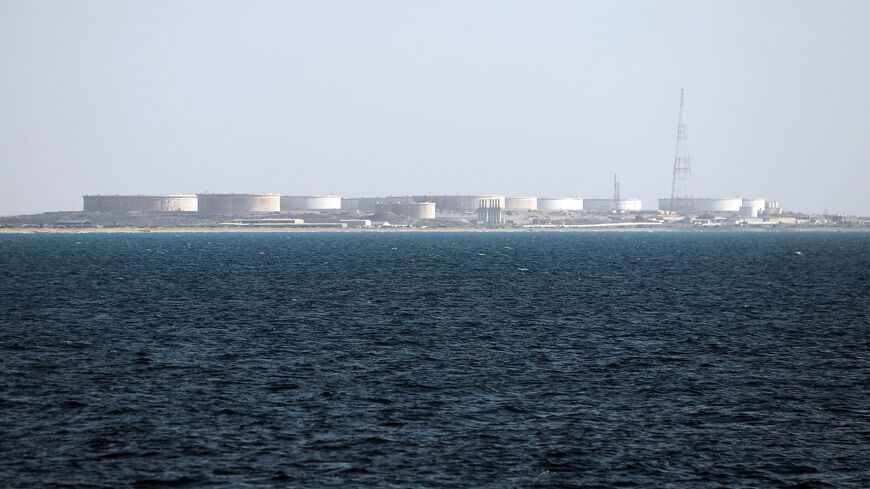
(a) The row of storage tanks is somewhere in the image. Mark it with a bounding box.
[342,196,643,213]
[84,194,646,214]
[83,194,343,213]
[656,198,780,217]
[83,194,780,217]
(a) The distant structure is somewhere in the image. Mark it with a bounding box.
[657,197,741,213]
[505,197,538,210]
[478,198,504,224]
[738,198,767,218]
[343,196,415,213]
[197,193,280,213]
[764,200,782,215]
[415,195,505,212]
[585,198,642,212]
[280,195,341,211]
[83,195,197,212]
[375,201,436,219]
[537,198,584,212]
[613,174,621,211]
[580,175,642,212]
[54,219,93,227]
[669,89,693,212]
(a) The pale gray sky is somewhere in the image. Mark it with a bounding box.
[1,0,868,215]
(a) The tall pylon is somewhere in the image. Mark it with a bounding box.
[613,173,621,212]
[669,89,692,212]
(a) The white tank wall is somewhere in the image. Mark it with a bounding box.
[342,196,414,212]
[658,197,743,213]
[376,202,436,219]
[281,196,341,210]
[505,197,538,210]
[583,198,643,212]
[416,195,505,212]
[197,194,280,213]
[617,199,643,211]
[537,198,584,211]
[83,195,197,212]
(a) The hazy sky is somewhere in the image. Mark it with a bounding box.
[1,0,868,215]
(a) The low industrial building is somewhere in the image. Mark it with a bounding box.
[219,218,346,228]
[54,219,93,228]
[233,218,304,225]
[83,194,197,212]
[341,219,372,228]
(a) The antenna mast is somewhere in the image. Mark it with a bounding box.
[669,89,693,212]
[613,173,621,212]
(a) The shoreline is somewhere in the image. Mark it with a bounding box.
[1,226,867,234]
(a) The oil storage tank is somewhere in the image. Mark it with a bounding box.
[505,197,538,210]
[197,193,280,213]
[583,198,643,212]
[415,195,505,212]
[375,201,436,219]
[537,198,584,211]
[343,196,414,213]
[657,197,743,213]
[739,198,766,218]
[83,195,197,212]
[281,195,342,210]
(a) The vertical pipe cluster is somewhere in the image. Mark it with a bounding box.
[477,198,504,225]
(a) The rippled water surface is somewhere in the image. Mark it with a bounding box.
[1,231,868,488]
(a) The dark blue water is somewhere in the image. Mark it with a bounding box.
[1,232,868,488]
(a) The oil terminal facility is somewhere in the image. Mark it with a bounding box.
[83,195,198,212]
[4,91,866,230]
[3,188,827,231]
[5,186,865,231]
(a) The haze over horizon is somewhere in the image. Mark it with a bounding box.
[1,0,868,216]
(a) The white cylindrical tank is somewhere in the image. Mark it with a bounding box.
[341,198,359,211]
[697,198,744,212]
[343,197,416,213]
[414,195,505,212]
[741,198,766,218]
[280,196,342,210]
[376,202,436,219]
[657,197,743,213]
[83,195,198,212]
[505,197,538,210]
[537,198,584,211]
[197,194,280,213]
[616,198,643,211]
[582,198,644,212]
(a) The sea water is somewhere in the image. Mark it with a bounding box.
[1,232,868,487]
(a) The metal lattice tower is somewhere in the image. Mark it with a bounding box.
[613,173,621,212]
[669,89,692,212]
